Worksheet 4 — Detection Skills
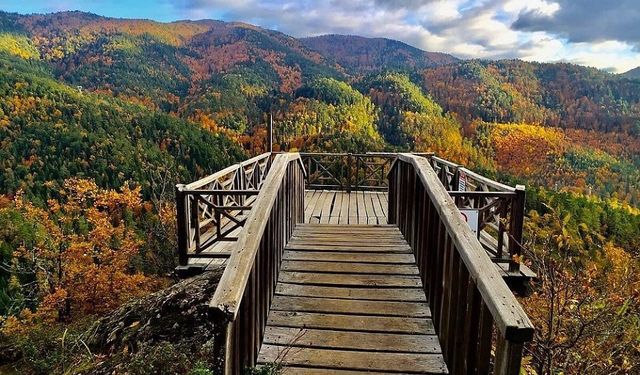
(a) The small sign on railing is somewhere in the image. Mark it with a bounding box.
[458,170,467,191]
[459,208,479,235]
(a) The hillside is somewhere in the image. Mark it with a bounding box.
[2,11,640,137]
[0,11,341,111]
[423,59,640,134]
[0,52,244,199]
[301,34,458,74]
[621,66,640,79]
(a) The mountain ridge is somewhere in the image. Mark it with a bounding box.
[621,66,640,79]
[2,10,639,138]
[301,34,458,74]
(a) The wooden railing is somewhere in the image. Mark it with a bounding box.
[389,154,533,374]
[429,156,525,273]
[300,152,401,191]
[175,153,272,265]
[208,153,305,374]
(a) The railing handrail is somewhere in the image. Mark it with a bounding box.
[209,153,304,319]
[430,155,460,170]
[184,152,272,191]
[298,151,433,157]
[458,167,516,193]
[428,156,516,193]
[397,153,533,341]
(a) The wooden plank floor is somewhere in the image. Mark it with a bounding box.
[305,190,388,225]
[258,224,448,374]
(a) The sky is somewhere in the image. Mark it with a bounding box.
[1,0,639,73]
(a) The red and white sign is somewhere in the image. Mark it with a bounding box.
[458,170,467,191]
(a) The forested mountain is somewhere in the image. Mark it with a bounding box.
[0,52,244,200]
[301,34,458,74]
[423,60,640,134]
[2,10,640,136]
[0,10,638,375]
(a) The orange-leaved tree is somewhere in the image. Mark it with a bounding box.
[5,179,162,325]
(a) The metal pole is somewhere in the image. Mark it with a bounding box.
[268,113,273,153]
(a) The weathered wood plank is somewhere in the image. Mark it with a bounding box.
[356,191,367,224]
[272,367,391,375]
[304,191,322,222]
[295,223,399,231]
[275,283,426,302]
[377,191,388,216]
[281,260,419,275]
[304,190,316,211]
[288,236,408,244]
[331,192,343,218]
[363,192,377,220]
[263,326,441,353]
[328,192,341,224]
[266,311,435,334]
[257,345,447,373]
[278,271,423,287]
[338,191,350,225]
[348,191,359,224]
[287,235,406,243]
[319,191,335,224]
[284,244,412,252]
[282,250,416,264]
[290,232,401,238]
[370,192,385,218]
[270,295,430,317]
[311,191,326,218]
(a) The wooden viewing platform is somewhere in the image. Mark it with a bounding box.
[175,152,534,374]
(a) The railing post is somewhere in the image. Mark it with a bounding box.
[452,166,460,192]
[495,336,525,375]
[388,161,397,224]
[221,319,235,375]
[347,153,353,192]
[508,185,526,272]
[175,184,189,266]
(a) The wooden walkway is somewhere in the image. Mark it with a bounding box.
[304,190,388,224]
[257,224,447,374]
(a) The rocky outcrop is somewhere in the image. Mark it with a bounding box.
[83,267,226,374]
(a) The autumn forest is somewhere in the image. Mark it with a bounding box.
[0,10,638,375]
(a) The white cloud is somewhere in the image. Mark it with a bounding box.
[503,0,560,17]
[560,41,640,72]
[167,0,640,72]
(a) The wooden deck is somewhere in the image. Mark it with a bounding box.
[304,190,388,224]
[257,224,448,374]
